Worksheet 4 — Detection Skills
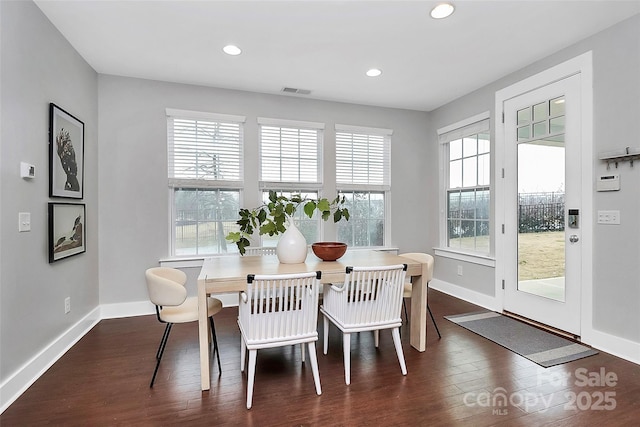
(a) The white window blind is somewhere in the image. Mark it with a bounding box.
[167,110,244,187]
[258,118,322,187]
[335,125,392,191]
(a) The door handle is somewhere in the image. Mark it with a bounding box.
[569,235,579,243]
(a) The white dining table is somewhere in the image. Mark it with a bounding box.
[196,249,429,391]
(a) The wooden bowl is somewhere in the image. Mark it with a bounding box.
[311,242,347,261]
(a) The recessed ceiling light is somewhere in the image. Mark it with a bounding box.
[430,3,455,19]
[223,45,242,56]
[366,68,383,77]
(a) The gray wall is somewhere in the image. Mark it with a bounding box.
[429,14,640,342]
[589,15,639,340]
[97,76,431,304]
[0,1,99,380]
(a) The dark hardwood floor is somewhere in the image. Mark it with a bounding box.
[2,290,639,426]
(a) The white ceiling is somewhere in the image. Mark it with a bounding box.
[34,0,640,112]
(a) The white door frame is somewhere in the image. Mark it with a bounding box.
[503,75,581,334]
[494,52,594,340]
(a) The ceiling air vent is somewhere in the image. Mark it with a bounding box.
[282,87,311,95]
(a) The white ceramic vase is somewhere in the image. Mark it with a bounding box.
[276,219,308,264]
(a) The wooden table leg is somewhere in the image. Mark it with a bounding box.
[409,273,427,351]
[198,281,210,390]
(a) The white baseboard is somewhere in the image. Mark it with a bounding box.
[0,307,101,414]
[430,278,639,366]
[430,278,501,312]
[100,293,240,320]
[212,293,240,308]
[582,328,640,365]
[1,293,240,415]
[101,300,156,319]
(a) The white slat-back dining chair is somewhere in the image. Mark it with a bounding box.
[243,245,313,361]
[320,264,408,385]
[238,271,322,409]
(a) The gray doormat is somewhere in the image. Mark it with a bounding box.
[445,311,598,367]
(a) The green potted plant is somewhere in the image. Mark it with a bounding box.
[226,190,349,260]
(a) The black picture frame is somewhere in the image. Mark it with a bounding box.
[49,103,84,199]
[48,203,86,263]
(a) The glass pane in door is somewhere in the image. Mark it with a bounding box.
[516,136,566,302]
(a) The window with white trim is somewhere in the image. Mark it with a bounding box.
[438,113,490,254]
[335,124,392,247]
[167,109,245,255]
[258,117,323,245]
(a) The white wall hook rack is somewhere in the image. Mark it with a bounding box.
[599,146,640,169]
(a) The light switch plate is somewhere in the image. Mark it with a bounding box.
[19,212,31,232]
[597,210,620,225]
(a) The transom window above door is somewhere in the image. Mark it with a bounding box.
[517,96,566,142]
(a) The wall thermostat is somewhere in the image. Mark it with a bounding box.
[596,174,620,191]
[20,162,35,179]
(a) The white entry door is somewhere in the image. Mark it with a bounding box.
[503,74,581,335]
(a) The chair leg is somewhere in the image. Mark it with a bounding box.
[246,349,257,409]
[155,323,171,359]
[150,323,173,387]
[307,342,322,395]
[428,304,442,339]
[392,327,407,376]
[301,343,306,363]
[343,333,351,385]
[374,330,379,348]
[404,297,442,339]
[323,316,329,355]
[209,317,222,373]
[240,336,246,372]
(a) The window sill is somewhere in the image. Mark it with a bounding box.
[159,254,237,268]
[433,247,495,267]
[159,247,400,268]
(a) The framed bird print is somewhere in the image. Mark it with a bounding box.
[49,103,84,199]
[48,203,86,263]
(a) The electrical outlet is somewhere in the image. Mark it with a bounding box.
[64,297,71,314]
[457,265,463,276]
